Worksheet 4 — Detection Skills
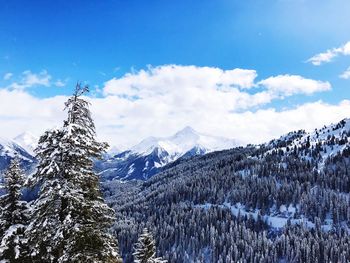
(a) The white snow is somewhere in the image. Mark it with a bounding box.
[195,202,315,229]
[127,164,135,175]
[97,168,120,176]
[154,162,162,168]
[197,202,340,232]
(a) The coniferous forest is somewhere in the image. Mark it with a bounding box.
[1,85,350,262]
[106,122,350,262]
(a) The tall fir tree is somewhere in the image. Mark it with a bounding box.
[26,128,69,262]
[0,158,29,262]
[133,228,167,263]
[27,83,122,263]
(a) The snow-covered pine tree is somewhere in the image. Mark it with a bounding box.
[59,85,122,262]
[133,228,167,263]
[0,158,29,262]
[27,83,122,263]
[26,128,69,262]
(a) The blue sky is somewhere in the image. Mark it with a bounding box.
[0,0,350,148]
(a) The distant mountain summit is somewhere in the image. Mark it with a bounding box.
[0,136,36,173]
[131,126,237,159]
[13,132,38,155]
[96,126,237,181]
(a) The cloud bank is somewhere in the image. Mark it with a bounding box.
[0,65,347,150]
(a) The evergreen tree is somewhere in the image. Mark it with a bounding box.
[133,228,167,263]
[26,128,70,262]
[0,158,29,262]
[60,84,121,262]
[27,83,122,262]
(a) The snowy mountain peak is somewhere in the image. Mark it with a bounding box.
[173,126,198,137]
[107,146,121,156]
[0,136,36,172]
[130,136,160,155]
[0,137,17,154]
[13,132,38,155]
[130,127,237,157]
[98,127,238,181]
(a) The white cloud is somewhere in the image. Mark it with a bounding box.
[214,100,350,145]
[97,65,333,147]
[8,70,51,90]
[3,73,13,80]
[54,79,67,87]
[104,65,258,97]
[340,67,350,79]
[307,41,350,66]
[89,96,350,149]
[0,65,342,150]
[0,89,348,150]
[0,89,66,139]
[258,74,331,97]
[103,65,330,113]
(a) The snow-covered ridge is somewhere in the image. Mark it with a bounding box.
[130,126,237,157]
[267,118,350,164]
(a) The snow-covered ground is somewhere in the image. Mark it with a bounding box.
[195,202,337,231]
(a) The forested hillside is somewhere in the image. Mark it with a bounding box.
[105,118,350,262]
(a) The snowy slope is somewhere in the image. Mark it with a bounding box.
[267,118,350,167]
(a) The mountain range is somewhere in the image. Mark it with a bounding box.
[95,126,238,180]
[2,120,349,182]
[0,127,237,181]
